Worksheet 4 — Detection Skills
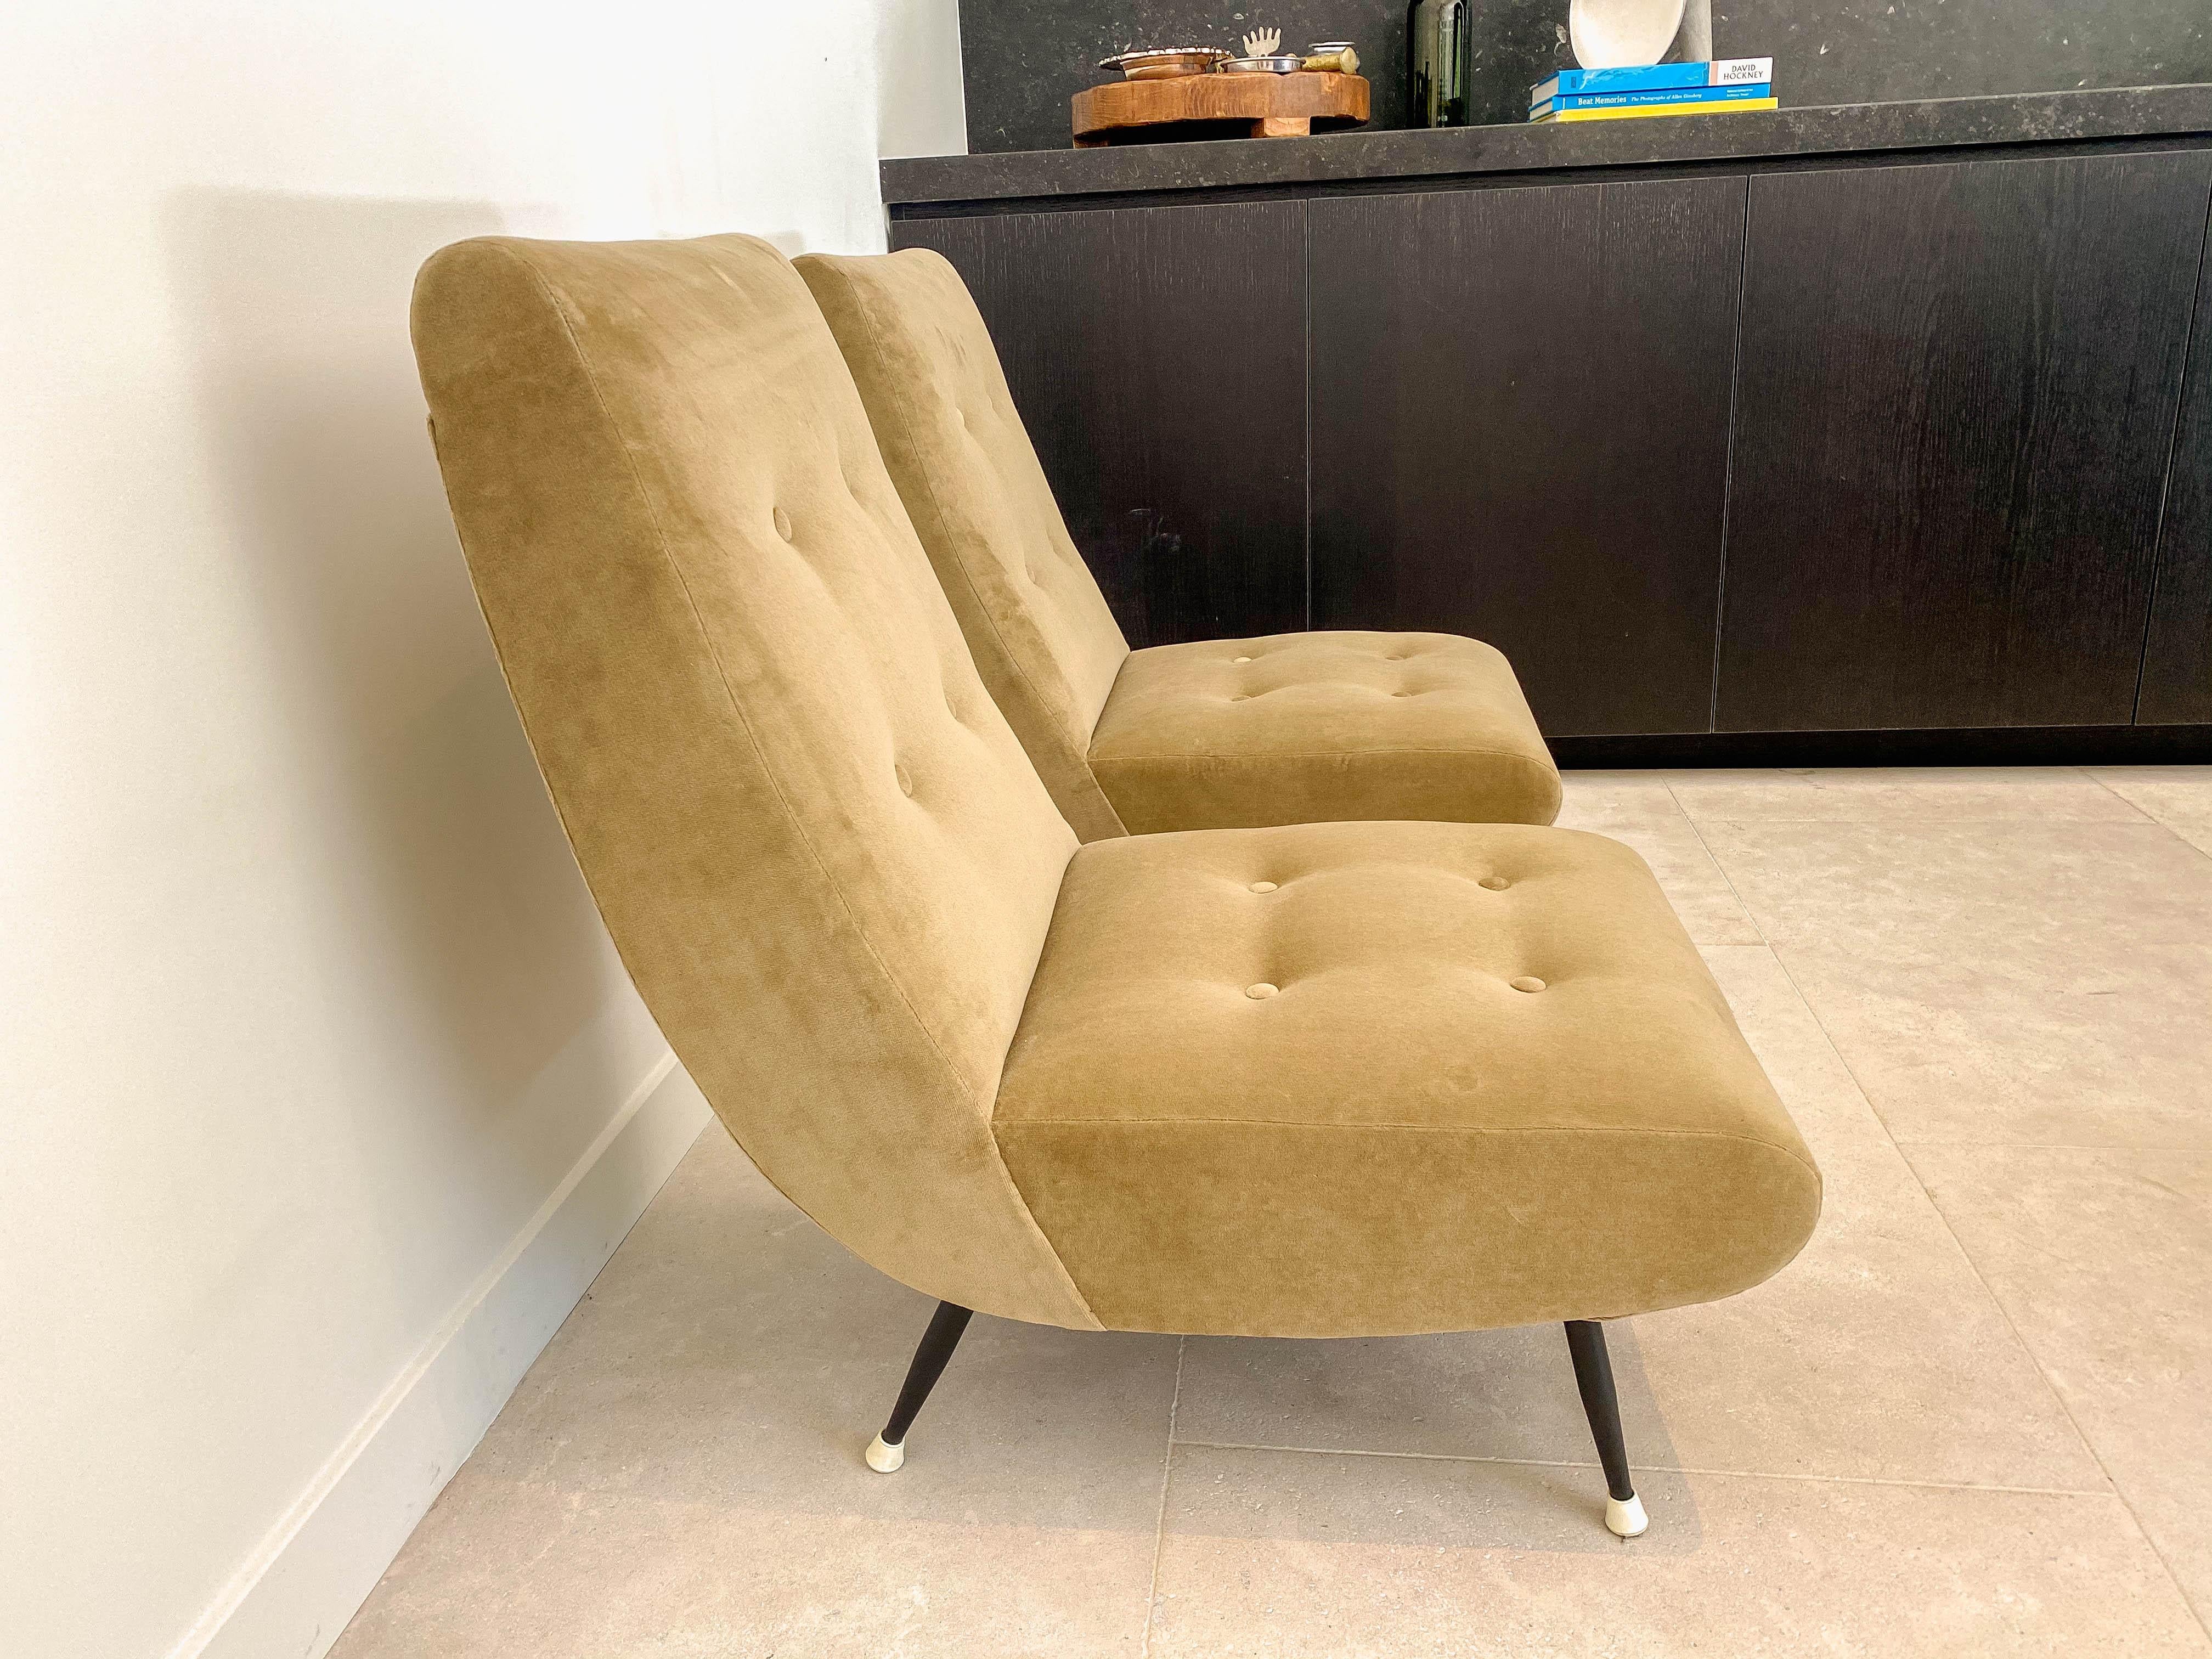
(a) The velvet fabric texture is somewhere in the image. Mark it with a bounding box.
[997,821,1819,1335]
[1091,631,1565,834]
[795,247,1563,838]
[412,233,1098,1328]
[794,247,1132,840]
[414,230,1817,1342]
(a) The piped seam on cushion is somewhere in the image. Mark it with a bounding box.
[511,241,1102,1331]
[996,1118,1822,1187]
[1089,744,1560,766]
[827,257,1128,836]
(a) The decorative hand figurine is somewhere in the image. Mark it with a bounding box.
[1242,26,1283,57]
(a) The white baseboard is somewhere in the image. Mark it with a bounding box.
[173,1053,713,1659]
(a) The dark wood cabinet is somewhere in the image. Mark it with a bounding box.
[1307,178,1746,736]
[1717,153,2212,732]
[2140,238,2212,726]
[892,134,2212,757]
[894,201,1307,648]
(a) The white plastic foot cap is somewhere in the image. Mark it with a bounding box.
[865,1434,905,1474]
[1605,1492,1649,1538]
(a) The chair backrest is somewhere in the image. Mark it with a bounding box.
[797,250,1133,841]
[411,233,1096,1328]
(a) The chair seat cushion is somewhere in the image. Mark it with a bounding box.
[993,821,1820,1338]
[1085,630,1562,834]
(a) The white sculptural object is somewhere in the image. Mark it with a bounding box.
[1568,0,1713,68]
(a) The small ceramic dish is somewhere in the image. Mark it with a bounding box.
[1098,48,1228,79]
[1218,54,1305,73]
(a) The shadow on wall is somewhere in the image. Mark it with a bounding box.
[156,190,642,1161]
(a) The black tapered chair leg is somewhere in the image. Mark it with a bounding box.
[866,1301,974,1472]
[1564,1319,1649,1537]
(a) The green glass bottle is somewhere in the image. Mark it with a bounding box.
[1407,0,1473,127]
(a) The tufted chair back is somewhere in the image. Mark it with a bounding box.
[411,234,1097,1328]
[797,250,1133,841]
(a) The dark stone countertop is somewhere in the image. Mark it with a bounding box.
[882,83,2212,208]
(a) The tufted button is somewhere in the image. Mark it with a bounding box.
[1233,656,1253,664]
[1244,983,1279,1000]
[1479,875,1510,891]
[1248,881,1278,894]
[1510,975,1547,994]
[894,764,915,797]
[772,506,794,540]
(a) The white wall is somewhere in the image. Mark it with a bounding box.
[877,0,972,157]
[0,6,946,1657]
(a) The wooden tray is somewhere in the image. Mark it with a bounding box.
[1072,72,1369,147]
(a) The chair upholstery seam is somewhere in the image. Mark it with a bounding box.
[836,259,1129,834]
[995,1118,1823,1184]
[504,241,1101,1326]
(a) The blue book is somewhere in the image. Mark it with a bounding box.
[1530,83,1771,120]
[1530,57,1773,106]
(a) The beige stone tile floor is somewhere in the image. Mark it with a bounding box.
[332,766,2212,1658]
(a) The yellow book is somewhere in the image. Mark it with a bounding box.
[1531,97,1779,123]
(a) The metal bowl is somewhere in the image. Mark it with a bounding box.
[1218,54,1305,74]
[1306,41,1357,53]
[1098,48,1228,80]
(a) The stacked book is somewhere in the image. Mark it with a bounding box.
[1528,58,1775,123]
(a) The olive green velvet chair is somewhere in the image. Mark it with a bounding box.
[795,248,1562,843]
[411,231,1819,1539]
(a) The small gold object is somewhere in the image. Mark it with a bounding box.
[1302,45,1360,74]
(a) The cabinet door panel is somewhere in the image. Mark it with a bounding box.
[1719,153,2212,732]
[2141,219,2212,726]
[894,203,1307,648]
[1308,176,1746,737]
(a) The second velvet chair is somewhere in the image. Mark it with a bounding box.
[411,232,1818,1540]
[797,249,1562,841]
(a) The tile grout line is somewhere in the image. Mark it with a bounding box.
[1749,929,2212,1643]
[1138,1335,1185,1659]
[1174,1438,2118,1499]
[1878,1137,2212,1641]
[2079,763,2131,811]
[1609,777,2209,1639]
[1650,759,2181,831]
[1905,1164,2212,1639]
[1890,1138,2212,1153]
[1672,770,2209,1633]
[1663,779,1770,946]
[2078,762,2174,829]
[1651,814,2165,824]
[1656,807,2165,827]
[2081,769,2212,867]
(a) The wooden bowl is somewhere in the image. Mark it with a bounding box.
[1073,71,1369,145]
